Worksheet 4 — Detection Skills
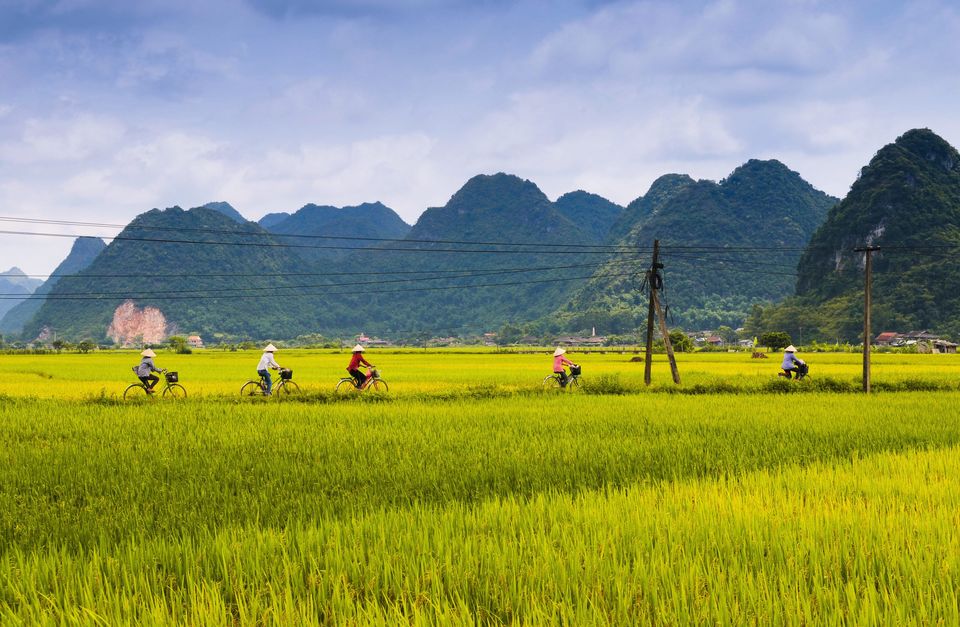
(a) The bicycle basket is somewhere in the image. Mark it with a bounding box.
[369,369,379,378]
[165,371,179,383]
[569,364,582,376]
[280,368,293,380]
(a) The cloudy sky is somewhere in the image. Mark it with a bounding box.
[1,0,958,272]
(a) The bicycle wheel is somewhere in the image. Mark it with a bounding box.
[335,379,358,393]
[567,376,581,390]
[369,378,388,392]
[542,375,561,389]
[163,384,187,399]
[123,384,149,400]
[276,380,301,397]
[240,381,264,397]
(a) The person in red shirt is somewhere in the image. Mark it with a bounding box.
[347,344,374,388]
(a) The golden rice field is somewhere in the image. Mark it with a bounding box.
[2,348,960,623]
[1,347,959,398]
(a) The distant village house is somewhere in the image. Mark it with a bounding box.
[875,330,957,353]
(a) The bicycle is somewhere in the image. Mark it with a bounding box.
[336,367,388,393]
[778,362,810,380]
[241,368,301,397]
[542,364,582,390]
[124,369,186,400]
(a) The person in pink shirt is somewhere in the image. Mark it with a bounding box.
[553,347,577,387]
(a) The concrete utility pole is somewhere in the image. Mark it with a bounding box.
[643,239,681,386]
[855,246,880,393]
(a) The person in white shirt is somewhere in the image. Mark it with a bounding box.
[257,344,283,395]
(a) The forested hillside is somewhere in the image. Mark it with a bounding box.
[262,202,411,264]
[355,173,603,335]
[22,208,361,340]
[748,128,960,341]
[553,191,623,243]
[558,160,837,331]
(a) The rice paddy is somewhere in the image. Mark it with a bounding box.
[1,348,959,623]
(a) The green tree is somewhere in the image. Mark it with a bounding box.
[669,330,694,352]
[77,340,95,354]
[760,332,792,351]
[497,323,522,346]
[717,325,738,345]
[168,336,192,354]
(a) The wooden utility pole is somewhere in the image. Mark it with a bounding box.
[855,246,880,393]
[643,239,681,385]
[643,241,659,385]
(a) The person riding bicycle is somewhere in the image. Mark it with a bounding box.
[347,344,374,388]
[257,344,283,396]
[135,348,162,393]
[553,347,577,388]
[781,345,807,379]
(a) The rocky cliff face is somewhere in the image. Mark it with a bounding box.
[107,300,170,345]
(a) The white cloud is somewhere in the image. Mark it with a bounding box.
[0,114,126,164]
[2,0,960,274]
[218,132,440,220]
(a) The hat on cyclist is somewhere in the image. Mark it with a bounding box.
[784,345,797,352]
[263,343,278,352]
[352,344,365,352]
[553,347,566,356]
[140,349,156,357]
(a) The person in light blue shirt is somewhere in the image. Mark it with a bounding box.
[781,345,807,379]
[135,349,162,393]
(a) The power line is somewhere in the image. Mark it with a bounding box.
[0,259,649,297]
[660,253,799,270]
[659,244,817,252]
[0,268,641,301]
[0,228,647,255]
[8,259,638,280]
[0,215,642,251]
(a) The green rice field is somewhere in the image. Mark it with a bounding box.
[2,348,960,623]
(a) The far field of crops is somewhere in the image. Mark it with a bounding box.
[2,350,960,622]
[1,348,960,398]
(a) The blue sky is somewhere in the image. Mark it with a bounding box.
[1,0,959,272]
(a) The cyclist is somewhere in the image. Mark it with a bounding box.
[781,345,807,379]
[136,348,163,393]
[553,347,577,388]
[347,344,374,388]
[257,343,283,395]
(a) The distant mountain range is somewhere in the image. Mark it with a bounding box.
[7,129,959,343]
[0,268,43,323]
[0,237,106,335]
